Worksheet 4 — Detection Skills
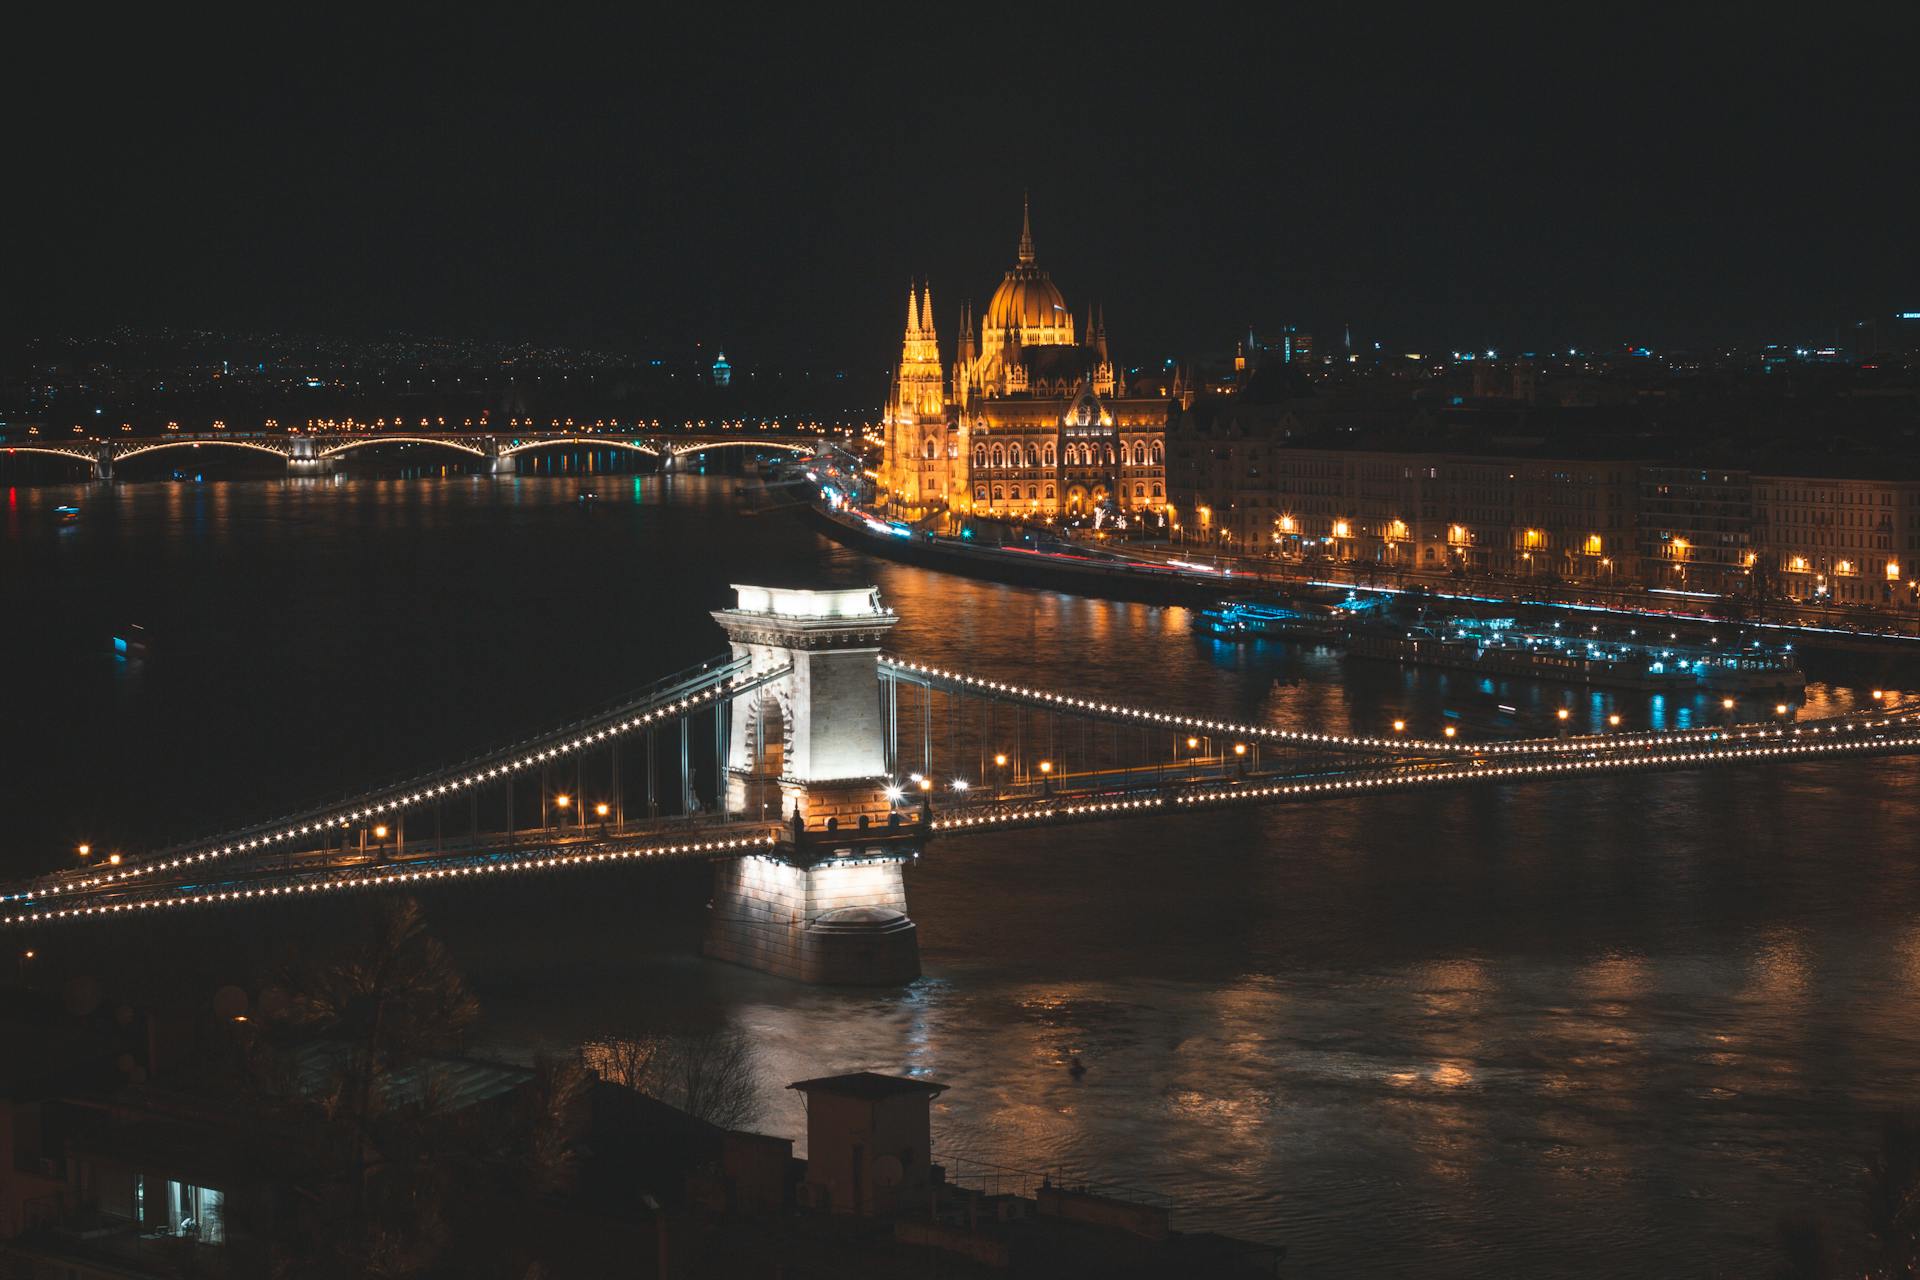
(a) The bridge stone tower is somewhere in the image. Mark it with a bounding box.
[705,585,921,985]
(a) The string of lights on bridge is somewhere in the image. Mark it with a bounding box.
[883,658,1913,758]
[0,833,781,930]
[0,669,789,907]
[928,715,1920,832]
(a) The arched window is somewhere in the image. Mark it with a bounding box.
[1151,482,1162,497]
[1028,485,1039,500]
[1045,485,1056,499]
[992,485,1004,501]
[1134,483,1145,498]
[1023,444,1035,468]
[1150,441,1164,466]
[922,438,935,460]
[975,486,987,502]
[974,445,987,468]
[1043,443,1056,467]
[947,439,958,459]
[1132,442,1146,467]
[991,444,1005,468]
[1106,445,1118,466]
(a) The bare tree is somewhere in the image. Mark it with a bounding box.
[582,1026,762,1131]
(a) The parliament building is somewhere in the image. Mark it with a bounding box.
[880,201,1169,520]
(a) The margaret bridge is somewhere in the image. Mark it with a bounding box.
[1,428,828,480]
[4,585,1917,983]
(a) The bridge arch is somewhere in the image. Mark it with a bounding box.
[500,436,661,459]
[666,440,811,458]
[1,446,97,467]
[317,436,490,460]
[115,439,292,463]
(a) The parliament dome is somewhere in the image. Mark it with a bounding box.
[980,199,1075,346]
[984,268,1070,335]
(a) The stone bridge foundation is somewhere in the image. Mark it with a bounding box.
[704,848,919,985]
[287,438,331,474]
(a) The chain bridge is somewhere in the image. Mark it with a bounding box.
[4,585,1916,985]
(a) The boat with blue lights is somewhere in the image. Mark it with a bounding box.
[1197,599,1344,642]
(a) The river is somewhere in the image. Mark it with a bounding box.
[5,468,1918,1276]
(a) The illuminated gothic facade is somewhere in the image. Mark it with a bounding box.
[881,202,1168,518]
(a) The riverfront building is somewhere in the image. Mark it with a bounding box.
[879,201,1169,520]
[1164,398,1920,614]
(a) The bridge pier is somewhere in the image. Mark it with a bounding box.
[490,441,518,476]
[705,847,919,985]
[287,437,330,474]
[704,584,921,985]
[93,446,113,482]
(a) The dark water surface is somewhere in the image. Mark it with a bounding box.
[6,473,1919,1276]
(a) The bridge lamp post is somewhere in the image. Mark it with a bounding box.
[76,843,90,859]
[1444,725,1457,739]
[555,793,572,833]
[1608,713,1623,729]
[1556,707,1571,736]
[1038,760,1054,794]
[595,801,610,833]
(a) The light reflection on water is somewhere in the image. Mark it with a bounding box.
[5,473,1919,1276]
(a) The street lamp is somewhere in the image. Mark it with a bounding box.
[76,843,91,858]
[1443,725,1457,738]
[1392,719,1406,733]
[1608,713,1622,728]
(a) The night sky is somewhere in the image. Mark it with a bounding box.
[10,8,1917,364]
